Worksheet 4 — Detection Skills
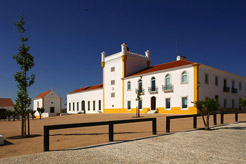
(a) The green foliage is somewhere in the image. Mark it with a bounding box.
[37,107,45,119]
[203,98,220,114]
[30,110,36,119]
[195,98,220,130]
[195,100,203,111]
[5,110,13,120]
[13,15,35,137]
[239,98,246,111]
[136,76,143,117]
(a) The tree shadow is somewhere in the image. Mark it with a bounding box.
[50,131,150,137]
[0,140,13,146]
[7,134,41,139]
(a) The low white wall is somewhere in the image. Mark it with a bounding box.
[67,89,103,114]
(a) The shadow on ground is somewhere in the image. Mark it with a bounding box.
[50,131,157,137]
[0,140,14,146]
[50,122,246,152]
[7,134,41,139]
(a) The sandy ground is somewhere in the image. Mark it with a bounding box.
[1,122,245,164]
[0,113,245,159]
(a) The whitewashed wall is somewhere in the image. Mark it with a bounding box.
[124,65,195,110]
[199,65,246,109]
[33,98,43,116]
[43,91,61,116]
[67,89,103,114]
[104,53,123,109]
[125,52,148,76]
[0,106,14,111]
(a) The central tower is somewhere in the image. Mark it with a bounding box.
[101,43,150,112]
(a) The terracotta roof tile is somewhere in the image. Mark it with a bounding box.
[0,98,14,107]
[35,90,52,99]
[128,60,194,77]
[70,84,103,94]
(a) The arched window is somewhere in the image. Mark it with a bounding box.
[151,77,155,91]
[165,74,171,89]
[138,79,142,91]
[127,81,131,90]
[181,71,188,83]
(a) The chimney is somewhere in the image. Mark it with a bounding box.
[145,50,151,61]
[121,43,128,54]
[101,51,106,62]
[176,55,187,61]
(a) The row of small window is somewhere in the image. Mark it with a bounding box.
[68,100,102,111]
[127,71,188,90]
[204,74,245,91]
[223,99,242,109]
[127,97,188,110]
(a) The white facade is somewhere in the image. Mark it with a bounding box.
[67,88,103,114]
[199,65,246,111]
[124,65,195,113]
[67,43,246,114]
[33,90,62,118]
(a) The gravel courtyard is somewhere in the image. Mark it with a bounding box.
[1,122,245,164]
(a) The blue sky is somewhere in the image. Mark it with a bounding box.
[0,0,246,109]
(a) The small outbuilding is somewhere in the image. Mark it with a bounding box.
[33,90,62,118]
[0,98,15,119]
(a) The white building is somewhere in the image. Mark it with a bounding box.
[33,90,62,118]
[67,43,246,114]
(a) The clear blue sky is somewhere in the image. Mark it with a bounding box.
[0,0,246,109]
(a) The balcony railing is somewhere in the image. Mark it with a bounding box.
[162,85,173,92]
[223,86,230,92]
[135,88,145,95]
[231,88,237,94]
[148,87,158,94]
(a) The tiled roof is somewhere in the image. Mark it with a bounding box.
[35,90,52,99]
[127,60,194,77]
[70,84,103,94]
[0,98,14,107]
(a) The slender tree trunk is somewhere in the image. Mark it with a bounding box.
[21,111,24,137]
[24,113,26,137]
[27,111,30,136]
[205,114,210,130]
[199,109,207,129]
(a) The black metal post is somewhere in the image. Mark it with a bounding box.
[213,114,217,125]
[220,113,224,124]
[193,116,197,129]
[109,123,114,141]
[235,112,238,122]
[166,117,170,133]
[44,126,49,151]
[152,118,157,135]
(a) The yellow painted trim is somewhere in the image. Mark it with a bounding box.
[101,61,105,68]
[104,108,150,114]
[193,63,200,114]
[121,55,127,110]
[104,107,198,114]
[42,97,44,108]
[103,66,105,111]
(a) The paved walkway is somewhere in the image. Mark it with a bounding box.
[1,122,245,164]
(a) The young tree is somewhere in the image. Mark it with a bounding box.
[37,107,45,119]
[136,76,143,117]
[30,110,36,119]
[239,98,246,112]
[13,15,35,137]
[195,98,220,130]
[5,110,13,121]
